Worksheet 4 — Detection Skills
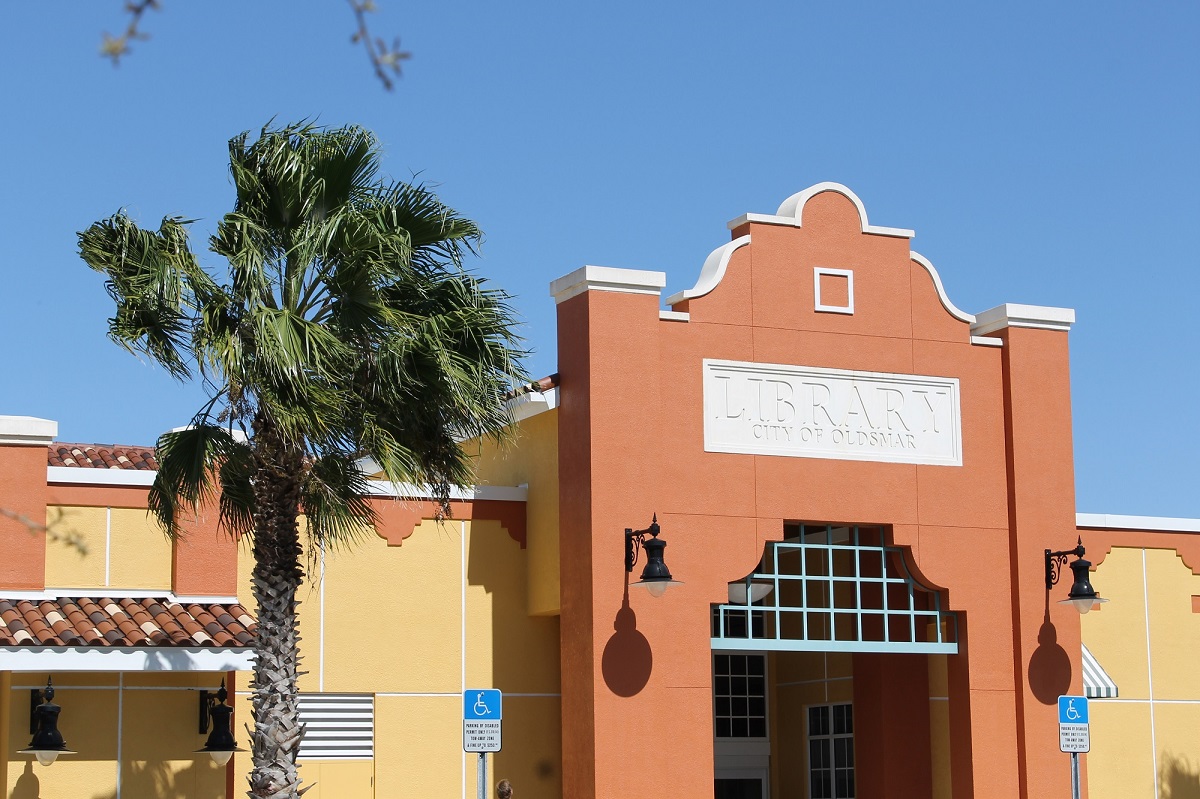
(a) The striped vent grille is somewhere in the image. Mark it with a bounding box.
[298,694,374,759]
[1082,644,1119,699]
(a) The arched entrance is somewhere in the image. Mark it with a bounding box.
[711,523,958,799]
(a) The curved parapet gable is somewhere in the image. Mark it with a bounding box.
[728,182,915,239]
[910,252,976,324]
[665,235,751,306]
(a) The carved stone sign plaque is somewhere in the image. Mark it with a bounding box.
[703,359,962,466]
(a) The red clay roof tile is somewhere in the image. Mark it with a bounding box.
[48,443,158,470]
[0,597,256,648]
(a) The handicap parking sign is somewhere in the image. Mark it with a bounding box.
[1058,695,1089,753]
[1058,695,1089,725]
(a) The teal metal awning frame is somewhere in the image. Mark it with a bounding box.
[712,524,959,654]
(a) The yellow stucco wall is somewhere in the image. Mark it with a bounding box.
[226,513,562,798]
[1083,546,1200,799]
[5,673,228,799]
[44,506,173,591]
[472,408,560,617]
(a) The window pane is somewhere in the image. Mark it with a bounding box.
[749,718,766,738]
[716,718,731,738]
[834,704,853,735]
[809,706,828,735]
[810,739,827,768]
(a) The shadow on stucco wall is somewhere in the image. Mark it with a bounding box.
[601,591,652,697]
[1161,752,1200,799]
[89,758,222,799]
[10,760,41,799]
[1027,614,1072,704]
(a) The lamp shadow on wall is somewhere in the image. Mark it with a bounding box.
[601,585,652,697]
[88,758,219,799]
[11,761,40,799]
[1026,605,1072,705]
[1161,752,1200,799]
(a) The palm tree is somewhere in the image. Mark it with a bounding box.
[79,122,526,798]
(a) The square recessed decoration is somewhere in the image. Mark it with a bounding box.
[814,268,854,315]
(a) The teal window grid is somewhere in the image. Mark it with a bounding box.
[712,524,958,654]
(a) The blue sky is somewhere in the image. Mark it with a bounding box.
[0,2,1196,516]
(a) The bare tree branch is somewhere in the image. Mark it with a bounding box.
[101,1,410,91]
[1,507,89,555]
[100,0,160,65]
[347,0,411,91]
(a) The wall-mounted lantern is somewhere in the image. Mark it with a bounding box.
[19,677,75,766]
[728,575,774,604]
[625,514,682,597]
[196,678,245,766]
[1045,537,1108,614]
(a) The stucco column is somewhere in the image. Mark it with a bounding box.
[554,266,716,799]
[0,416,55,590]
[976,304,1083,799]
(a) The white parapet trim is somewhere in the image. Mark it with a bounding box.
[3,589,241,604]
[507,388,559,422]
[969,336,1004,348]
[47,466,156,486]
[727,182,915,239]
[664,235,752,306]
[365,482,528,502]
[0,416,58,446]
[48,464,528,503]
[0,645,255,672]
[909,252,975,324]
[971,303,1076,336]
[549,265,667,305]
[1077,513,1200,534]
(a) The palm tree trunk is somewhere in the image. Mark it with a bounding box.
[247,412,309,798]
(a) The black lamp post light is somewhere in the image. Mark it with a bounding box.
[196,678,245,766]
[1045,537,1108,614]
[625,514,682,596]
[19,677,75,766]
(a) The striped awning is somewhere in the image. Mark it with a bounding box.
[1083,643,1118,698]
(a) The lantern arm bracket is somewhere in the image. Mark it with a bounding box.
[1045,536,1086,591]
[625,514,661,573]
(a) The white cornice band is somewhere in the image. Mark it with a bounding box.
[971,303,1076,336]
[727,182,915,239]
[0,645,255,672]
[48,467,156,486]
[549,265,666,305]
[665,235,752,306]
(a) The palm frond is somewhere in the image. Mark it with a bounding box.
[149,422,244,538]
[300,455,377,551]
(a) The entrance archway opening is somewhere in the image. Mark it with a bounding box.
[711,523,959,799]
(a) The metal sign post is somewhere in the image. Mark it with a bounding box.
[464,689,503,799]
[1058,695,1090,799]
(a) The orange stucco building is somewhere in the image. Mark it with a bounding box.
[4,182,1199,799]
